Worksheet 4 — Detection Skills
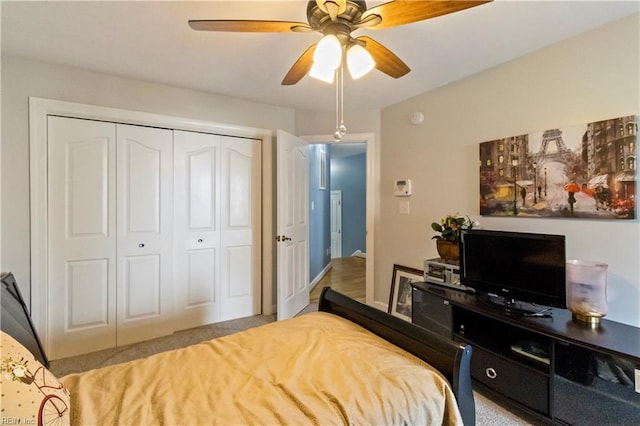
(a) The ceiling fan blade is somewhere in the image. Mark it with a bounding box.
[352,13,383,29]
[188,20,312,33]
[357,36,410,79]
[281,44,317,85]
[361,0,492,30]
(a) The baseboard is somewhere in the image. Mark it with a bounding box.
[309,261,333,291]
[352,250,366,258]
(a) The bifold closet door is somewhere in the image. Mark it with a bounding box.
[48,116,117,360]
[218,135,261,321]
[173,131,261,329]
[48,118,174,358]
[173,131,221,330]
[116,124,173,346]
[47,116,258,358]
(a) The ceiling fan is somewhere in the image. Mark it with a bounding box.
[189,0,492,85]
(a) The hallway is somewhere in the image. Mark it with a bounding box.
[309,256,366,304]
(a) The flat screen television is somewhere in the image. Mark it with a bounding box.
[460,229,566,315]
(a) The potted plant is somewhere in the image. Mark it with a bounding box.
[431,214,474,261]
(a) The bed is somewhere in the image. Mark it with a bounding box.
[1,276,474,426]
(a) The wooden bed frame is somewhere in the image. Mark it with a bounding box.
[318,287,475,425]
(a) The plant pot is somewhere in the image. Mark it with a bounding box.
[436,239,460,261]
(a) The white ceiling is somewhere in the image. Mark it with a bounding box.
[2,1,639,113]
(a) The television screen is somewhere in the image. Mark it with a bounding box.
[460,229,566,309]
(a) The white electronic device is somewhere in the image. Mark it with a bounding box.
[424,258,474,292]
[394,179,412,196]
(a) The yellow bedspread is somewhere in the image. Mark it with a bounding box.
[62,312,463,425]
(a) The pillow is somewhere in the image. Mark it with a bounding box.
[0,331,70,425]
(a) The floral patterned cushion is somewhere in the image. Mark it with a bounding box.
[0,331,70,425]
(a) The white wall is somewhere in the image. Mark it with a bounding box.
[377,14,640,326]
[1,55,296,303]
[296,109,381,137]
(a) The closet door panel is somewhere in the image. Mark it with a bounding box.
[66,259,110,328]
[187,249,216,306]
[125,141,161,233]
[173,131,221,329]
[219,136,261,321]
[117,124,173,345]
[189,149,216,229]
[48,116,117,360]
[66,142,110,237]
[225,246,252,298]
[227,149,251,228]
[123,255,161,319]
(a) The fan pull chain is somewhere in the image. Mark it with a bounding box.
[334,61,347,141]
[339,62,346,137]
[334,67,340,141]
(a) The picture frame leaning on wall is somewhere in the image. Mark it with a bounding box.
[388,264,423,322]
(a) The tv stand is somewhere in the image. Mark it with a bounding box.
[411,281,640,424]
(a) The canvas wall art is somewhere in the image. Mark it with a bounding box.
[479,115,637,219]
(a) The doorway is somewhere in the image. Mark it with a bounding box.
[304,133,374,305]
[329,143,366,258]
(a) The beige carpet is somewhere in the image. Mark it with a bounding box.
[49,313,276,377]
[49,304,534,425]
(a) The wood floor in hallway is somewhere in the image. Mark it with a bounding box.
[309,256,366,303]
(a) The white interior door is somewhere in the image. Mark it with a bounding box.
[173,130,221,330]
[174,132,261,328]
[276,130,309,320]
[48,116,117,359]
[218,135,261,321]
[116,124,173,346]
[330,190,342,258]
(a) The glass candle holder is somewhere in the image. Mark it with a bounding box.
[566,260,608,324]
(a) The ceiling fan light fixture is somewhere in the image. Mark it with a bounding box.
[189,0,494,137]
[346,44,375,79]
[309,63,336,84]
[313,34,342,69]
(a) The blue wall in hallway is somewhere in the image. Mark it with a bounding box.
[331,151,366,257]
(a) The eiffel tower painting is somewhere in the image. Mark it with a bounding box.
[532,129,572,164]
[479,115,637,219]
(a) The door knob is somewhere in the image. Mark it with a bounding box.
[197,239,203,243]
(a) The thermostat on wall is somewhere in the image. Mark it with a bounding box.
[394,179,412,196]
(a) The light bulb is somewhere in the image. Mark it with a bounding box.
[310,34,342,83]
[338,124,347,135]
[309,63,335,83]
[346,44,375,79]
[313,35,341,70]
[334,130,342,141]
